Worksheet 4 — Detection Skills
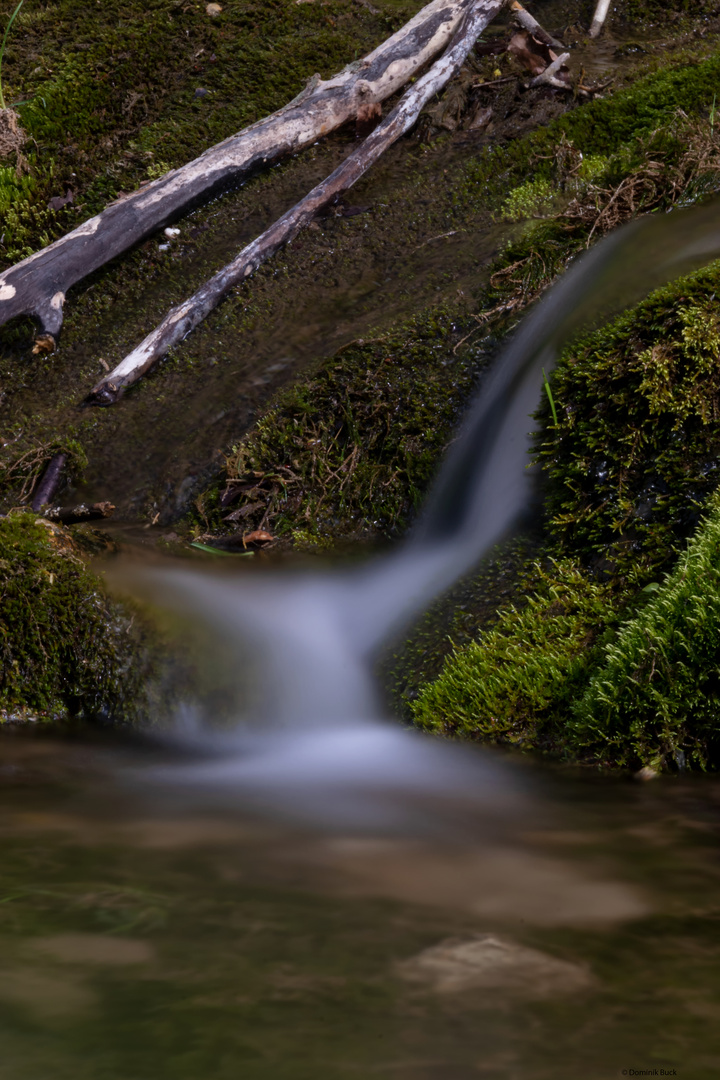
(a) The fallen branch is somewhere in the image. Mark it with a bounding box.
[529,51,571,89]
[510,0,565,51]
[589,0,611,38]
[45,501,115,525]
[85,0,507,406]
[0,0,470,344]
[31,452,65,510]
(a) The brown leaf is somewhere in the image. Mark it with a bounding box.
[32,334,56,355]
[466,105,493,131]
[507,30,552,77]
[242,530,274,547]
[47,188,75,211]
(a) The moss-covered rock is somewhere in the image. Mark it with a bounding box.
[0,513,152,724]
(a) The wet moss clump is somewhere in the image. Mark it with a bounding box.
[0,513,151,723]
[197,308,487,545]
[411,560,626,752]
[536,261,720,581]
[572,490,720,770]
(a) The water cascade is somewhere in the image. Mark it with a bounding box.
[124,197,720,831]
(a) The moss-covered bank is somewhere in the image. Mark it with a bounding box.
[194,46,720,549]
[0,513,154,724]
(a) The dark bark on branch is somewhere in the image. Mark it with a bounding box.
[31,453,66,510]
[85,0,507,406]
[45,501,115,525]
[0,0,472,343]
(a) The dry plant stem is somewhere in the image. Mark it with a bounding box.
[510,0,565,50]
[86,0,507,406]
[529,51,570,88]
[589,0,612,38]
[0,0,469,342]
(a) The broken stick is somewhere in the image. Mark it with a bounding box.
[0,0,472,346]
[85,0,507,406]
[510,1,565,51]
[529,52,571,89]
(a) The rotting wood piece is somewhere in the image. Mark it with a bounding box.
[0,0,474,346]
[85,0,508,406]
[31,452,66,511]
[45,501,115,525]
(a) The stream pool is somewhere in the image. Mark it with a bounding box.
[0,728,719,1079]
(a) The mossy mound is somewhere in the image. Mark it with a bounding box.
[0,513,151,723]
[573,491,720,770]
[411,460,720,773]
[411,560,627,752]
[196,308,487,545]
[536,261,720,581]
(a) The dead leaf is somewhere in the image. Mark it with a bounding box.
[507,30,550,77]
[508,30,571,86]
[47,188,75,212]
[466,105,493,131]
[242,530,274,547]
[32,334,56,356]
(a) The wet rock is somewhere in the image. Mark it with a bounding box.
[397,934,593,997]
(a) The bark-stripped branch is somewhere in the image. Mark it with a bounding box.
[529,51,570,89]
[510,1,565,51]
[86,0,507,406]
[0,0,472,343]
[589,0,612,38]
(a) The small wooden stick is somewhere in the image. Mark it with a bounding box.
[31,453,66,510]
[85,0,508,406]
[529,52,570,89]
[510,0,565,51]
[589,0,612,38]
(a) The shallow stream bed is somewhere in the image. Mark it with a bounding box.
[1,730,719,1079]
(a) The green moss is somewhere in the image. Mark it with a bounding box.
[535,260,720,580]
[410,560,624,750]
[499,178,556,223]
[0,0,421,263]
[197,308,486,544]
[572,490,720,770]
[0,513,151,723]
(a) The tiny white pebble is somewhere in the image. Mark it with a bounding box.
[164,227,180,238]
[158,243,170,251]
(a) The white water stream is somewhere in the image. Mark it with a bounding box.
[120,197,720,832]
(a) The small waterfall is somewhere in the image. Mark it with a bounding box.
[125,198,720,830]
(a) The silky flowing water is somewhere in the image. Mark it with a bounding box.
[6,197,720,1077]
